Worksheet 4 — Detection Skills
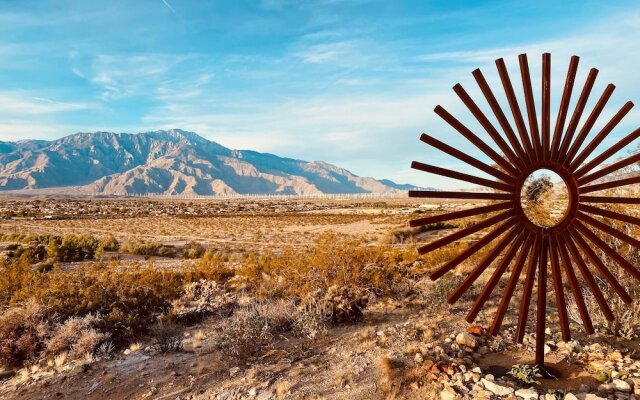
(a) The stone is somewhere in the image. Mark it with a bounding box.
[564,394,579,400]
[597,383,612,393]
[611,379,632,392]
[514,387,538,400]
[582,394,607,400]
[456,332,478,348]
[248,387,259,397]
[481,378,514,396]
[0,369,15,381]
[467,325,485,337]
[229,367,240,377]
[440,387,456,400]
[544,344,551,355]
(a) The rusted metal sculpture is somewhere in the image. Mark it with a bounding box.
[410,53,640,368]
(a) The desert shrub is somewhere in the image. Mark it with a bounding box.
[46,234,100,262]
[121,239,176,258]
[5,261,197,345]
[170,280,235,321]
[35,259,55,273]
[96,235,119,258]
[386,223,455,245]
[182,241,205,259]
[421,273,465,313]
[235,233,414,299]
[219,300,295,356]
[0,301,49,366]
[196,250,233,282]
[152,320,183,353]
[298,285,368,325]
[508,364,542,385]
[46,314,106,359]
[0,257,33,305]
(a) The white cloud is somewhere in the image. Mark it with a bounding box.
[0,92,91,115]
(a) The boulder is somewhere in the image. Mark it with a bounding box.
[456,332,478,349]
[611,378,631,392]
[481,378,514,396]
[515,387,538,400]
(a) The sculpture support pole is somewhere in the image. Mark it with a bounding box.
[535,235,548,366]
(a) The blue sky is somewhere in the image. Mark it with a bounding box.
[1,0,640,188]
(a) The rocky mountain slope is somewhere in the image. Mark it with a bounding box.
[0,130,419,196]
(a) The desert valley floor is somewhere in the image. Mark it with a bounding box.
[0,197,639,399]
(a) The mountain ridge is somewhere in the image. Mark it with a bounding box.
[0,129,425,196]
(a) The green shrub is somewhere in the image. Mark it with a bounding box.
[508,364,542,385]
[182,241,205,259]
[121,239,176,258]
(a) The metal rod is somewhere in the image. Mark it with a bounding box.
[411,161,514,192]
[570,101,634,171]
[577,211,640,250]
[453,84,525,170]
[574,220,640,282]
[417,212,512,255]
[578,152,640,186]
[447,225,521,304]
[574,127,640,178]
[549,236,571,341]
[434,105,518,174]
[569,227,632,303]
[580,175,640,194]
[419,133,515,183]
[563,84,616,165]
[542,53,551,160]
[516,235,540,343]
[495,58,535,162]
[430,219,516,280]
[558,68,599,162]
[535,235,548,366]
[409,190,512,200]
[489,234,534,335]
[556,234,594,334]
[466,231,527,322]
[551,56,579,161]
[579,203,640,226]
[409,202,512,228]
[563,232,615,321]
[473,67,529,163]
[580,195,640,204]
[519,54,542,160]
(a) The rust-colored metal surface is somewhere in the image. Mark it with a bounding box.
[409,53,640,367]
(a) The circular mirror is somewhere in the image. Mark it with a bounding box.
[520,169,570,228]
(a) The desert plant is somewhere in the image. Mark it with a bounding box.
[121,239,176,258]
[299,285,368,325]
[170,280,235,321]
[508,364,542,385]
[152,320,183,353]
[0,301,49,366]
[182,241,205,259]
[218,300,295,356]
[196,250,233,282]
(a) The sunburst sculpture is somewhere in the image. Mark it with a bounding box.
[410,53,640,368]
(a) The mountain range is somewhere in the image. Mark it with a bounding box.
[0,129,420,196]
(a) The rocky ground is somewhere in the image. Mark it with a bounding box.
[1,286,640,400]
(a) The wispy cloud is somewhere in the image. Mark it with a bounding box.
[160,0,177,16]
[0,92,92,115]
